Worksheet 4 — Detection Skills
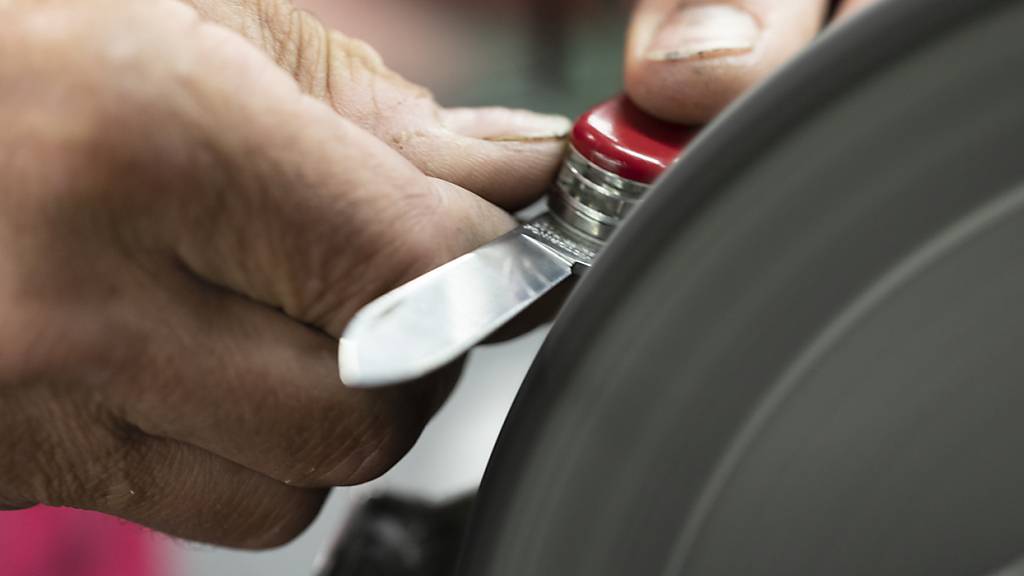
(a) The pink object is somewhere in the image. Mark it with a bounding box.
[569,95,697,184]
[0,506,168,576]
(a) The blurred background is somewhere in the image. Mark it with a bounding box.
[1,0,631,574]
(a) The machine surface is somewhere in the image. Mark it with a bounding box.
[461,0,1024,574]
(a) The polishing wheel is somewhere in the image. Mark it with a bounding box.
[460,0,1024,574]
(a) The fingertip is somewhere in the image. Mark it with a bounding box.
[624,2,763,123]
[624,0,829,124]
[405,133,565,211]
[470,138,566,210]
[431,108,569,209]
[229,488,327,550]
[624,59,744,124]
[310,382,450,487]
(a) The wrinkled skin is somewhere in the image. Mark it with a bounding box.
[0,0,889,549]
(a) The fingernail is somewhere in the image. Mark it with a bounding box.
[645,3,760,62]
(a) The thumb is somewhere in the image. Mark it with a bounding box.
[625,0,830,124]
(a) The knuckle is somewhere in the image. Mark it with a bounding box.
[253,0,330,90]
[277,174,448,334]
[247,0,424,108]
[328,33,390,83]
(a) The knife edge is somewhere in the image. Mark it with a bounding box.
[339,229,575,388]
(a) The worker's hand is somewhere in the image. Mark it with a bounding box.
[624,0,885,124]
[0,0,560,548]
[180,0,569,209]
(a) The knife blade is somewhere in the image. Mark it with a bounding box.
[339,214,598,388]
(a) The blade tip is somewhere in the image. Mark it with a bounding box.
[338,337,427,389]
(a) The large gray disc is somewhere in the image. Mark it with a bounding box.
[460,0,1024,575]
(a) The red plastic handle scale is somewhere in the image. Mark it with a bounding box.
[569,95,697,184]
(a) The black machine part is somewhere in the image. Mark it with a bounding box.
[460,0,1024,575]
[315,494,474,576]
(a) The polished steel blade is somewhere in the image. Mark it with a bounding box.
[339,227,575,388]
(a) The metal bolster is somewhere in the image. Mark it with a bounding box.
[548,146,650,242]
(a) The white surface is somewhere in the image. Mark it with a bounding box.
[177,327,547,576]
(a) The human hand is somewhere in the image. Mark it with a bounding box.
[182,0,570,208]
[625,0,885,123]
[0,0,564,548]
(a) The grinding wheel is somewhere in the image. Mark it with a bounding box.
[460,0,1024,574]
